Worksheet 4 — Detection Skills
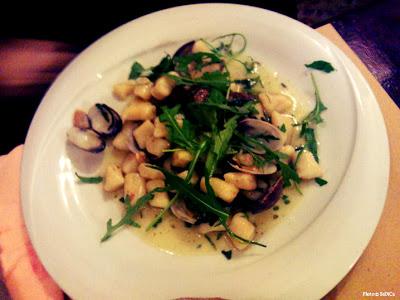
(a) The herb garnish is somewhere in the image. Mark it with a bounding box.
[100,35,331,251]
[128,62,145,79]
[221,250,232,260]
[146,140,208,230]
[129,55,174,81]
[159,105,198,151]
[205,116,239,177]
[302,73,327,126]
[305,60,335,73]
[302,126,319,162]
[151,166,229,220]
[204,234,217,250]
[299,73,328,162]
[235,133,299,188]
[101,190,166,242]
[211,33,247,57]
[173,52,221,75]
[315,177,328,186]
[75,172,103,184]
[148,55,174,81]
[282,195,290,205]
[168,71,230,93]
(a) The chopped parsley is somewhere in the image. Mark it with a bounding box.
[221,250,232,260]
[282,195,290,205]
[315,177,328,186]
[279,123,286,133]
[128,62,145,79]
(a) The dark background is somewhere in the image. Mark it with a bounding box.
[0,0,399,154]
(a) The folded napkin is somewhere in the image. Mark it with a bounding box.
[0,146,63,300]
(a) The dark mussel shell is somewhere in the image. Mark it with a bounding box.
[173,40,195,58]
[228,92,256,106]
[67,127,106,153]
[241,177,283,213]
[88,103,122,138]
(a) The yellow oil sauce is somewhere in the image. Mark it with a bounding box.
[121,186,302,256]
[250,186,302,238]
[130,207,232,255]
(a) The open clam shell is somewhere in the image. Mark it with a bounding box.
[239,118,284,152]
[67,127,105,153]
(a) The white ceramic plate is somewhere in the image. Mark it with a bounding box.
[21,4,389,299]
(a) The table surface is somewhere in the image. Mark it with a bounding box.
[317,24,400,299]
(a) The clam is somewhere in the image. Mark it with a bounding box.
[171,200,197,224]
[173,40,194,58]
[241,177,283,213]
[67,127,105,153]
[126,123,140,153]
[228,92,256,106]
[238,118,284,152]
[88,103,122,138]
[229,161,277,175]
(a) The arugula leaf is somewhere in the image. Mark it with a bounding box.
[159,105,197,151]
[302,73,328,125]
[303,127,319,162]
[148,55,174,81]
[151,165,229,222]
[128,55,174,81]
[198,101,257,116]
[224,225,266,247]
[205,116,238,177]
[167,71,230,92]
[101,189,166,242]
[315,177,328,186]
[187,103,218,130]
[186,89,227,130]
[234,132,280,162]
[128,62,145,79]
[277,161,301,188]
[208,88,226,104]
[75,172,102,184]
[146,140,209,231]
[236,132,294,191]
[305,60,335,73]
[211,33,247,57]
[173,52,221,74]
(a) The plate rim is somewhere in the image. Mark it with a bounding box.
[20,4,390,299]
